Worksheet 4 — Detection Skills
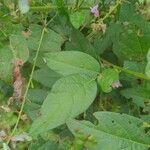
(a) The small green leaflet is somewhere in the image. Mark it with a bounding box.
[70,10,87,29]
[44,51,100,77]
[97,68,119,93]
[30,74,97,137]
[67,112,150,150]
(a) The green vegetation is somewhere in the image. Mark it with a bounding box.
[0,0,150,149]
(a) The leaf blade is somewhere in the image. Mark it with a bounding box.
[44,51,100,77]
[30,74,97,137]
[67,112,150,150]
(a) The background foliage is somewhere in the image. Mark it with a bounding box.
[0,0,150,149]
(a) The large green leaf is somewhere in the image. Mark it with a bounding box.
[44,51,100,77]
[30,74,97,137]
[67,112,150,150]
[28,24,65,52]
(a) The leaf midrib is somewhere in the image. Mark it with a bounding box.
[46,57,100,74]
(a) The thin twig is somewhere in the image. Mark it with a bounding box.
[7,13,59,143]
[6,27,45,145]
[46,12,58,26]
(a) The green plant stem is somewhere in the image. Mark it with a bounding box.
[6,27,45,145]
[30,5,89,11]
[101,58,150,81]
[99,0,121,22]
[30,5,56,11]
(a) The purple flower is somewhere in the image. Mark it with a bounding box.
[111,81,122,89]
[90,5,99,17]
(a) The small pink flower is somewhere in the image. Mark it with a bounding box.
[90,5,99,17]
[111,81,122,89]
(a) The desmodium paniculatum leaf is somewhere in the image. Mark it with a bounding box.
[30,74,97,137]
[44,51,100,77]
